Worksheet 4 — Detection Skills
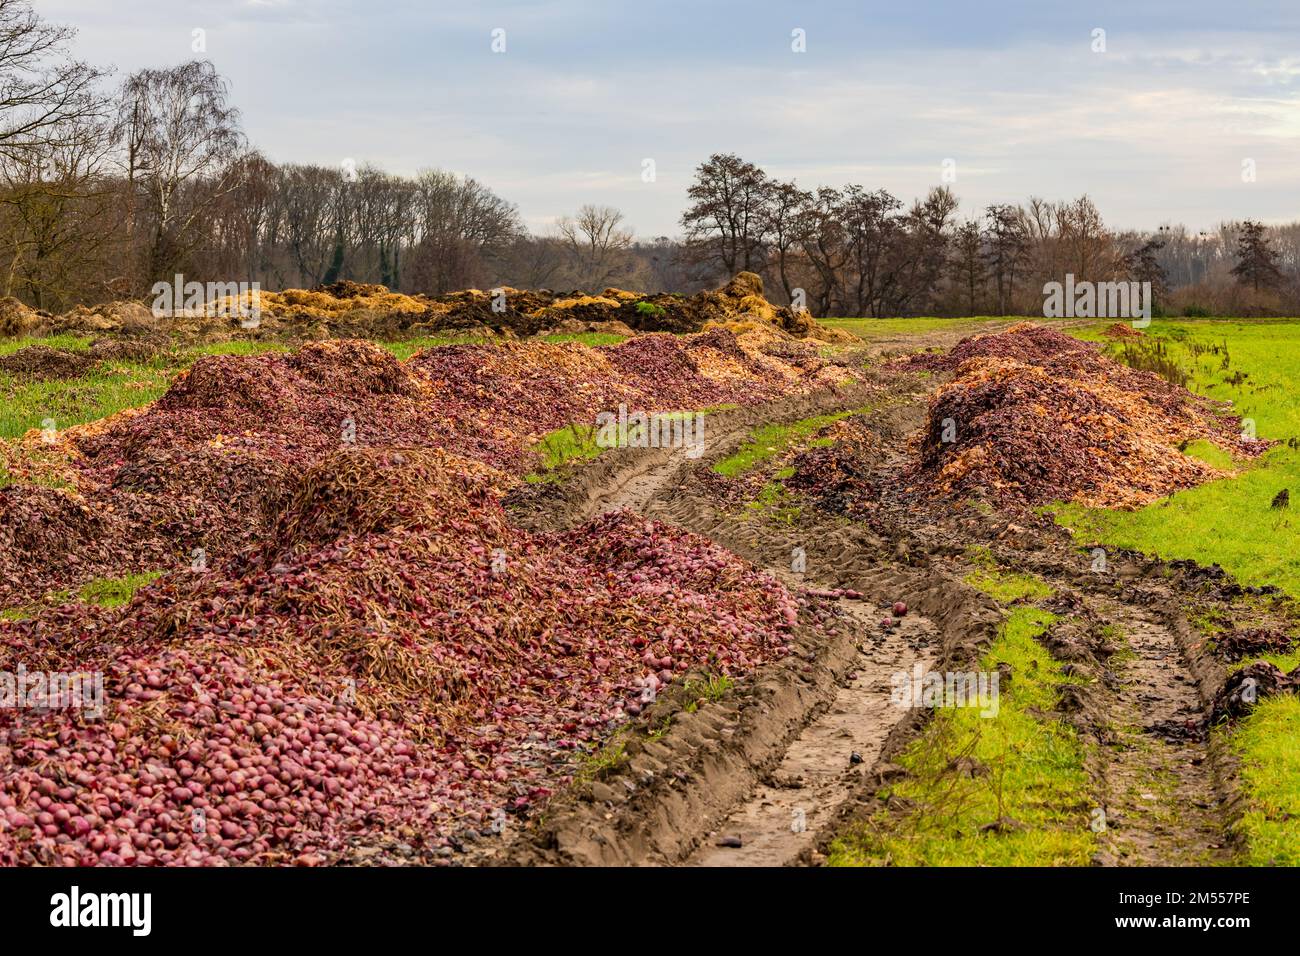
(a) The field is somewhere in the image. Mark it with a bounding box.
[1,291,1297,868]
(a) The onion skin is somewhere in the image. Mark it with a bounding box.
[0,336,840,866]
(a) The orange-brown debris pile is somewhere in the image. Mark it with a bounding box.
[911,324,1269,508]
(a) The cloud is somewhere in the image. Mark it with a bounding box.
[36,0,1300,234]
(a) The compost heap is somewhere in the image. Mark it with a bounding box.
[0,330,849,865]
[908,323,1268,508]
[10,273,856,344]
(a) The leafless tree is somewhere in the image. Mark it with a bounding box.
[760,180,811,304]
[951,220,985,315]
[556,203,634,289]
[0,1,106,161]
[118,60,245,284]
[407,169,520,292]
[797,187,849,316]
[0,111,118,308]
[680,152,771,278]
[983,204,1029,314]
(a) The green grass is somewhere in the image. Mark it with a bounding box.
[525,406,728,482]
[78,570,164,607]
[573,738,630,783]
[0,570,163,620]
[0,363,173,439]
[680,673,734,712]
[1053,318,1300,867]
[1053,320,1300,597]
[742,480,804,525]
[539,332,628,347]
[829,604,1095,866]
[0,334,91,356]
[526,423,603,480]
[0,339,288,440]
[964,546,1054,604]
[1230,695,1300,865]
[965,568,1054,604]
[1181,438,1238,471]
[713,410,856,478]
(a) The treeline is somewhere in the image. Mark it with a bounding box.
[677,153,1300,318]
[0,0,1297,317]
[0,1,685,310]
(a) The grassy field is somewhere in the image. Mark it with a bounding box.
[0,337,290,441]
[712,410,855,478]
[1059,318,1300,866]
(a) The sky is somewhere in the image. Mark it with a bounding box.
[37,0,1300,238]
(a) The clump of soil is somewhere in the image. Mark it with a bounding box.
[41,301,157,336]
[1215,626,1296,662]
[0,338,161,380]
[0,345,95,379]
[784,416,882,517]
[0,296,46,336]
[530,272,857,342]
[2,273,859,346]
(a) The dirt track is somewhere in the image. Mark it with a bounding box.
[492,341,1242,867]
[492,383,1001,865]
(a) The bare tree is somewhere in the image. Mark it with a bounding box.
[883,186,958,315]
[951,220,985,315]
[761,180,811,304]
[556,203,634,289]
[0,112,118,308]
[680,152,771,278]
[797,186,849,316]
[0,1,106,160]
[983,204,1029,314]
[118,60,245,284]
[1055,194,1112,282]
[407,169,520,292]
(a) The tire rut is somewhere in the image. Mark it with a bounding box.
[1084,595,1230,865]
[686,598,935,866]
[558,413,948,866]
[506,364,1240,867]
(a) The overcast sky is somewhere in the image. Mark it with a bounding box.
[38,0,1300,237]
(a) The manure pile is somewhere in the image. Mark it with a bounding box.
[1,272,856,345]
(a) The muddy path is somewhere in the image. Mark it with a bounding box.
[495,331,1243,868]
[1006,546,1239,866]
[685,598,936,866]
[1084,596,1228,865]
[496,381,1001,866]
